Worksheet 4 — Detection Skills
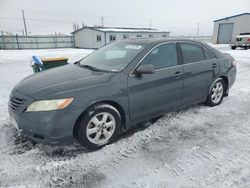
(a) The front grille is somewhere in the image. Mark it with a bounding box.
[9,97,26,111]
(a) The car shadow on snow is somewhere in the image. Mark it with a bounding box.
[8,126,86,158]
[117,104,204,140]
[118,102,226,156]
[47,169,106,188]
[11,130,35,155]
[9,103,222,158]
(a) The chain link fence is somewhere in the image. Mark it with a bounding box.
[0,34,74,50]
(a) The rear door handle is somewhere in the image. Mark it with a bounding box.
[212,63,217,68]
[174,71,182,78]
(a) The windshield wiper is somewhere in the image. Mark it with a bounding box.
[80,64,101,72]
[79,64,118,73]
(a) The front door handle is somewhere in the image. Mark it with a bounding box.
[212,63,217,68]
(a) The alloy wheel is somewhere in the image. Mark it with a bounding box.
[86,112,116,145]
[211,81,224,104]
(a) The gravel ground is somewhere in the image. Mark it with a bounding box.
[0,46,250,188]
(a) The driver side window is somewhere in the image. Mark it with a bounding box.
[141,43,178,70]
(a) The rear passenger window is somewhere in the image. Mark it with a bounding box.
[204,48,216,60]
[141,43,178,69]
[180,43,204,64]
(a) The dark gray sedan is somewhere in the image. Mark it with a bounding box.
[9,38,236,150]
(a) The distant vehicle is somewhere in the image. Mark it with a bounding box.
[9,38,237,150]
[230,33,250,50]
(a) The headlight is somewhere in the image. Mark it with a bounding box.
[232,60,237,67]
[26,98,73,112]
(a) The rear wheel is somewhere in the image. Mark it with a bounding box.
[231,46,236,50]
[77,104,121,150]
[206,78,225,107]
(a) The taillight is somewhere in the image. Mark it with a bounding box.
[232,60,237,67]
[247,38,250,43]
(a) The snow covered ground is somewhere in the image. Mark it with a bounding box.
[0,46,250,187]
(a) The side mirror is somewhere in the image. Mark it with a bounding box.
[74,58,84,65]
[74,60,81,65]
[135,64,155,75]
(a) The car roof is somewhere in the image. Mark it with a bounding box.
[120,37,202,45]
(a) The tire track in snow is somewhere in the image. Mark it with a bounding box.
[1,48,250,187]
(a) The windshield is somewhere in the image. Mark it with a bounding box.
[80,42,145,72]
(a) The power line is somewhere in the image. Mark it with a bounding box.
[0,8,201,26]
[0,17,21,20]
[0,17,199,31]
[0,9,208,35]
[0,17,80,24]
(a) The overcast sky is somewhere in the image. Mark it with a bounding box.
[0,0,249,36]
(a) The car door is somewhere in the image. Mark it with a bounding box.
[178,42,219,106]
[128,42,184,123]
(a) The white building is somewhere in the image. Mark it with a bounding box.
[72,27,170,49]
[212,13,250,44]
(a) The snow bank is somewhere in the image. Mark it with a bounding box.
[0,48,94,65]
[0,47,250,187]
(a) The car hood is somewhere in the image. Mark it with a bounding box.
[14,64,114,99]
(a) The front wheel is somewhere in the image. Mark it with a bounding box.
[77,104,121,150]
[206,79,225,107]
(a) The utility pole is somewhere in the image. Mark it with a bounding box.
[196,23,200,37]
[149,19,152,29]
[101,16,104,27]
[22,10,28,36]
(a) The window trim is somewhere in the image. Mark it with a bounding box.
[203,47,216,60]
[109,34,116,42]
[123,34,129,39]
[177,42,217,65]
[96,35,102,42]
[130,42,181,76]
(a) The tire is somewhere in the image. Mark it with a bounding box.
[231,46,236,50]
[206,78,225,107]
[77,103,121,150]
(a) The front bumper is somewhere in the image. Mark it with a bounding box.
[8,90,82,145]
[230,43,250,47]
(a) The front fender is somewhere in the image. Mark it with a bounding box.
[68,79,130,128]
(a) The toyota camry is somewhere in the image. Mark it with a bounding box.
[9,38,236,150]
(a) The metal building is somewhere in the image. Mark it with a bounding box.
[212,13,250,44]
[72,26,170,49]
